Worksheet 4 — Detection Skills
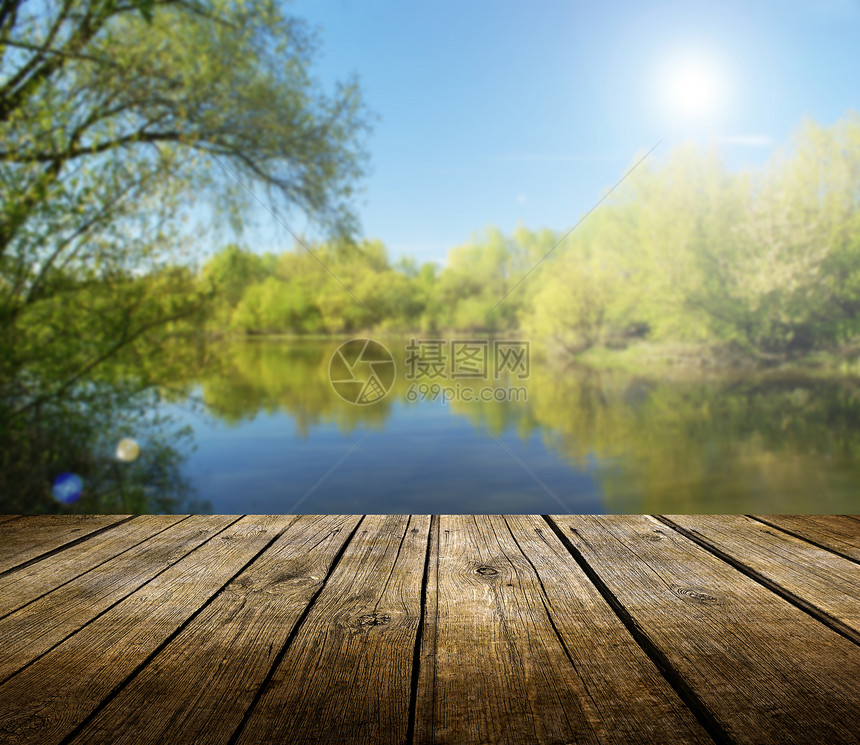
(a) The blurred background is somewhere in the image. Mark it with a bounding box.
[2,0,859,514]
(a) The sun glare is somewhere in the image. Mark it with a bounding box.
[656,51,730,126]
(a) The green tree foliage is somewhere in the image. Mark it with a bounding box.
[520,209,640,353]
[200,112,860,359]
[430,227,555,331]
[200,244,273,330]
[220,238,432,335]
[687,116,860,356]
[521,115,860,359]
[0,0,370,510]
[182,114,860,373]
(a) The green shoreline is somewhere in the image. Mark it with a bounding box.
[206,331,860,380]
[570,341,860,380]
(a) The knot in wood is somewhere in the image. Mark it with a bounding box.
[476,566,498,576]
[672,585,720,605]
[356,613,390,628]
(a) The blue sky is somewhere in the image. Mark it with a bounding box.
[242,0,860,265]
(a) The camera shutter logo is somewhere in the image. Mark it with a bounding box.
[329,339,396,405]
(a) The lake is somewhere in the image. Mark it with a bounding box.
[158,338,860,514]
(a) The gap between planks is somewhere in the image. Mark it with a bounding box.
[0,516,858,745]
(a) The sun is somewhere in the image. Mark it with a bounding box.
[655,51,730,126]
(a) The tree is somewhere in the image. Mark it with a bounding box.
[521,210,639,354]
[435,229,513,330]
[201,244,272,329]
[0,0,371,509]
[687,114,860,356]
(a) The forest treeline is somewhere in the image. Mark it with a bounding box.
[202,113,860,362]
[3,0,858,512]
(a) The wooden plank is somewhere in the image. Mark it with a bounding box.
[753,515,860,561]
[497,515,711,743]
[0,515,130,574]
[233,514,429,745]
[0,515,20,525]
[664,515,860,642]
[416,515,689,745]
[0,515,187,619]
[548,515,860,745]
[0,515,232,683]
[0,515,293,745]
[66,515,362,745]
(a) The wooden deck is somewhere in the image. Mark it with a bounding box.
[0,515,858,744]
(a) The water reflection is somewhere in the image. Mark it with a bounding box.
[178,339,860,514]
[1,381,211,515]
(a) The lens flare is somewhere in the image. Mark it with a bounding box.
[116,437,141,462]
[52,472,83,504]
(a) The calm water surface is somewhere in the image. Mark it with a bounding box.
[165,339,860,514]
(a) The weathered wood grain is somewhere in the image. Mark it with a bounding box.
[0,515,226,683]
[548,514,860,745]
[67,515,362,745]
[418,515,642,745]
[753,515,860,562]
[0,515,188,620]
[499,515,711,743]
[0,516,20,525]
[0,514,858,745]
[663,514,860,642]
[0,515,293,745]
[233,514,429,745]
[0,515,130,574]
